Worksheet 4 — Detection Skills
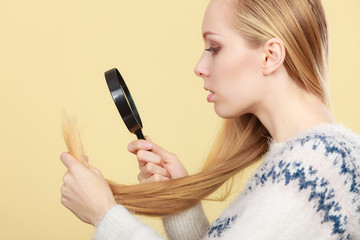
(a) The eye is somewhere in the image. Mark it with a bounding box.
[205,47,220,55]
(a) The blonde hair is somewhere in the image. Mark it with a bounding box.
[63,0,330,217]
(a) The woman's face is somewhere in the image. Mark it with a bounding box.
[195,0,268,119]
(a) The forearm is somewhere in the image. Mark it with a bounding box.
[162,203,209,240]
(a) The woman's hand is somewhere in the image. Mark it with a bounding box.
[128,137,188,183]
[60,153,116,226]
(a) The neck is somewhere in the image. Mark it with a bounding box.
[254,76,335,143]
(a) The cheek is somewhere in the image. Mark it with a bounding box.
[217,47,260,84]
[213,52,264,117]
[224,53,262,94]
[214,87,256,118]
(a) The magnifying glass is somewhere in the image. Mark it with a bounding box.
[105,68,146,140]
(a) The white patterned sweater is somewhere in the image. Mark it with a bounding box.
[94,123,360,240]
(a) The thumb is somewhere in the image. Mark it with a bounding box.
[145,136,174,162]
[145,136,164,153]
[82,155,90,168]
[60,152,83,170]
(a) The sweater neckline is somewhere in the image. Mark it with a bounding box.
[266,122,350,155]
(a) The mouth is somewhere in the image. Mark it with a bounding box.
[204,87,214,94]
[204,87,215,102]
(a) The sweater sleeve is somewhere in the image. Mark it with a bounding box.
[93,205,164,240]
[162,203,209,240]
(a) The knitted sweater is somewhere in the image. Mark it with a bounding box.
[94,123,360,240]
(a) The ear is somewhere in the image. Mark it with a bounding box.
[261,38,286,76]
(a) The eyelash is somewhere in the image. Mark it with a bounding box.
[205,47,220,55]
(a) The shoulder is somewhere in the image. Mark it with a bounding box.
[249,123,360,188]
[226,123,360,239]
[266,124,360,196]
[267,123,360,162]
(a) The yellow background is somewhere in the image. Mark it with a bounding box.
[0,0,359,239]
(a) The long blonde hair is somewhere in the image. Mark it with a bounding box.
[63,0,330,216]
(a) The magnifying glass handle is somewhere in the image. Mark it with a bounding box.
[135,130,152,152]
[135,130,145,140]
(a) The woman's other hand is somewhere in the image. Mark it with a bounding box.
[128,137,188,183]
[60,153,116,226]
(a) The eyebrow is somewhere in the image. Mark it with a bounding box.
[202,31,220,39]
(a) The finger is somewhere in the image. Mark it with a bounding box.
[144,137,176,163]
[127,140,153,154]
[138,161,146,168]
[89,165,103,176]
[83,155,89,163]
[138,164,168,183]
[60,194,68,208]
[79,155,90,168]
[62,170,71,184]
[60,152,82,169]
[137,150,162,168]
[140,162,169,178]
[138,174,169,184]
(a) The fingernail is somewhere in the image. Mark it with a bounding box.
[145,142,152,149]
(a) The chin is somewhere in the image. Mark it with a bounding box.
[214,104,250,119]
[214,106,239,119]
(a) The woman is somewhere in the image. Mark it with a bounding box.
[60,0,360,239]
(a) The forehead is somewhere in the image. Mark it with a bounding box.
[202,0,234,33]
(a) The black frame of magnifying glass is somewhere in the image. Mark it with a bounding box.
[105,68,145,140]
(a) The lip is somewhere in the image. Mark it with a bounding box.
[207,92,215,102]
[204,87,215,102]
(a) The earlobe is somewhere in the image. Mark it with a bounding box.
[261,38,286,76]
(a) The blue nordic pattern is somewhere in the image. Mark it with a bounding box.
[275,133,359,206]
[253,160,347,235]
[207,215,238,238]
[206,130,360,239]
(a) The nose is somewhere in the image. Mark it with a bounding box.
[194,53,209,78]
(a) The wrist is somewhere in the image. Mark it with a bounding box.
[92,200,116,227]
